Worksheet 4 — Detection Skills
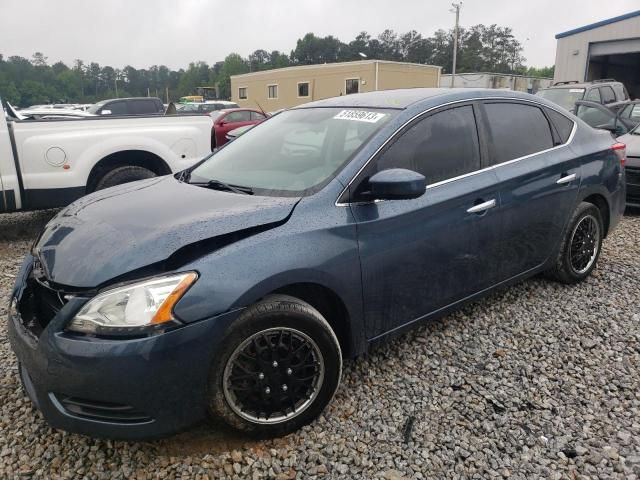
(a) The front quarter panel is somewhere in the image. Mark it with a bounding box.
[173,184,365,354]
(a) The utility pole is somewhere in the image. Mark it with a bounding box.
[450,2,462,88]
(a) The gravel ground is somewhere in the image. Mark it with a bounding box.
[0,209,639,479]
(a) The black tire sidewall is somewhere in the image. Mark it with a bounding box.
[95,166,156,191]
[208,297,342,437]
[560,203,603,282]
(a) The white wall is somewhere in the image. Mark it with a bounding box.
[440,74,552,92]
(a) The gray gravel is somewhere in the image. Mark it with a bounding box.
[1,209,639,479]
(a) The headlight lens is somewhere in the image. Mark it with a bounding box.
[67,272,197,335]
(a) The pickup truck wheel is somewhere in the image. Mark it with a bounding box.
[545,202,603,284]
[209,295,342,438]
[94,166,156,191]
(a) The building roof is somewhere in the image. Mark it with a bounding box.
[293,88,534,110]
[555,10,640,39]
[230,60,440,79]
[440,72,553,80]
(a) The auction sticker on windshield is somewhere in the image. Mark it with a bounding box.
[333,110,386,123]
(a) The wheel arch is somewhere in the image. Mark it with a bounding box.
[86,150,171,193]
[581,192,610,237]
[267,283,354,359]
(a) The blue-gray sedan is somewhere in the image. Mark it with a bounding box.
[8,88,626,439]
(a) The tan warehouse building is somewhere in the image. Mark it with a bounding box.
[231,60,441,110]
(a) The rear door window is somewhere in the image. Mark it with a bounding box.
[585,89,601,103]
[373,105,481,185]
[600,86,616,104]
[482,102,554,165]
[104,101,127,115]
[251,111,266,120]
[130,100,156,115]
[225,111,252,123]
[576,104,616,129]
[612,84,628,101]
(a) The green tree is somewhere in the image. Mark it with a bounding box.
[217,54,249,99]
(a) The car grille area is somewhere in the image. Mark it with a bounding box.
[17,273,67,340]
[57,396,153,424]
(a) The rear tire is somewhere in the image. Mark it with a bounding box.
[546,202,603,284]
[94,165,156,191]
[208,295,342,437]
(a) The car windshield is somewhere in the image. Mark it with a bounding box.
[86,101,108,114]
[188,107,396,196]
[536,88,585,111]
[179,103,201,112]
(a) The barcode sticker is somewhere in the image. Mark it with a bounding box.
[333,110,386,123]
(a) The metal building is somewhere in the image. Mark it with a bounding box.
[554,10,640,98]
[440,73,552,93]
[231,60,441,111]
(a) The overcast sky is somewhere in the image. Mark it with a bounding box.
[1,0,638,70]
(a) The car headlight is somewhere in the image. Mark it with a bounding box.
[66,272,198,336]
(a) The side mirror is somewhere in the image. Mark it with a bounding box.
[101,109,112,115]
[368,168,426,200]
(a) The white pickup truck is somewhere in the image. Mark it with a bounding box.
[0,100,213,212]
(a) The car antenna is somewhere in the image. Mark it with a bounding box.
[255,101,267,117]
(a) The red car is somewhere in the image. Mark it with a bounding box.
[212,108,267,148]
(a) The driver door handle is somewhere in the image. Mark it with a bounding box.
[556,173,577,185]
[467,199,496,214]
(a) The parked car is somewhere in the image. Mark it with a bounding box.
[87,97,165,116]
[0,99,213,212]
[224,124,254,142]
[574,99,640,208]
[536,79,629,113]
[574,100,640,136]
[12,107,95,120]
[616,123,640,208]
[178,100,240,115]
[576,100,640,207]
[8,89,625,440]
[212,108,267,147]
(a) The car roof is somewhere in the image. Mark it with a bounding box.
[101,97,161,102]
[293,88,545,110]
[219,108,261,113]
[544,81,621,90]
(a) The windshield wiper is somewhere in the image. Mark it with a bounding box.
[193,179,254,195]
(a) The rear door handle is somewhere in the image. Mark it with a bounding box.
[556,173,577,185]
[467,199,496,214]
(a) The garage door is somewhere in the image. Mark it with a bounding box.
[590,38,640,56]
[588,38,640,98]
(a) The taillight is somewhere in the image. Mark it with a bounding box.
[612,142,626,167]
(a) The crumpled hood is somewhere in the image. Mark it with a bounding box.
[34,176,299,288]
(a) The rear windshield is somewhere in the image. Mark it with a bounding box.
[536,88,585,111]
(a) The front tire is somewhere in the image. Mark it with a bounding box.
[209,295,342,437]
[94,165,156,191]
[546,202,603,284]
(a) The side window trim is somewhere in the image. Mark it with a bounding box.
[346,102,480,202]
[336,97,577,206]
[540,106,563,146]
[479,100,564,163]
